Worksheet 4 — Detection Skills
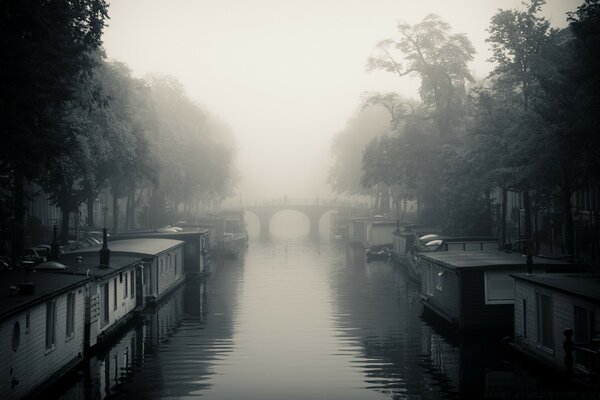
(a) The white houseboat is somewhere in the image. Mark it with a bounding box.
[67,238,186,307]
[510,273,599,377]
[0,270,91,400]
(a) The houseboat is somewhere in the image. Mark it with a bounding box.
[112,227,209,276]
[39,253,143,349]
[0,269,91,400]
[510,273,599,377]
[67,238,186,307]
[417,251,573,332]
[391,224,441,281]
[348,217,396,248]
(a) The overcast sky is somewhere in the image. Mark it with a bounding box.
[103,0,581,201]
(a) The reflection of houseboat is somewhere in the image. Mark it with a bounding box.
[0,270,91,400]
[418,251,573,331]
[510,273,600,377]
[113,228,210,276]
[67,238,186,307]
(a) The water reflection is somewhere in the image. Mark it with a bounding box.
[48,235,597,399]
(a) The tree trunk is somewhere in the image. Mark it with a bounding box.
[562,177,575,257]
[87,197,95,228]
[12,170,25,263]
[125,189,133,231]
[501,188,507,247]
[60,206,71,243]
[112,188,120,234]
[523,189,533,272]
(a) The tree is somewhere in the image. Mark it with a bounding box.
[364,14,476,225]
[0,0,108,256]
[367,14,475,137]
[486,0,553,260]
[328,107,390,196]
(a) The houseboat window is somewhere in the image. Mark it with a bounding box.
[25,312,30,334]
[574,305,596,369]
[435,270,444,291]
[45,300,57,350]
[425,264,434,296]
[124,273,128,299]
[130,270,135,299]
[12,321,20,351]
[536,292,554,350]
[114,279,118,310]
[174,253,178,276]
[66,292,75,338]
[102,283,109,324]
[523,299,527,339]
[484,271,515,304]
[119,272,123,283]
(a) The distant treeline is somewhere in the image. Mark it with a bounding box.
[329,0,600,257]
[0,1,237,254]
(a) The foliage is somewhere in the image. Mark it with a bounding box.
[328,107,390,195]
[367,14,475,136]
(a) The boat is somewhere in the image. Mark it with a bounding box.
[366,244,391,262]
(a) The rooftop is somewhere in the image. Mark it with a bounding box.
[511,273,600,303]
[0,269,91,320]
[417,251,572,270]
[66,238,184,258]
[52,254,142,279]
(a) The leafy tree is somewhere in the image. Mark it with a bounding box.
[367,14,475,137]
[485,0,553,258]
[328,107,390,196]
[0,0,108,255]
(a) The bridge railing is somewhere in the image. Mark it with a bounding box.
[220,198,369,210]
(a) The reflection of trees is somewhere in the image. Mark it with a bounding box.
[333,250,463,398]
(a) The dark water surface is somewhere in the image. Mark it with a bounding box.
[50,235,598,399]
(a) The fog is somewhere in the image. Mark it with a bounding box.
[103,0,578,200]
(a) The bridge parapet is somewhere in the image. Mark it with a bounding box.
[221,198,368,210]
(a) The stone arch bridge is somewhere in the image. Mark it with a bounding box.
[220,198,369,236]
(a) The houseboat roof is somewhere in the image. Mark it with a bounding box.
[511,273,600,303]
[0,270,91,320]
[66,238,185,258]
[51,254,142,279]
[416,251,571,270]
[113,228,209,240]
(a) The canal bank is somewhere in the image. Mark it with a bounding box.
[42,235,599,399]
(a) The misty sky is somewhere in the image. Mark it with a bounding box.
[103,0,580,201]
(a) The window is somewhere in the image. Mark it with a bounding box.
[102,283,110,324]
[119,272,123,283]
[25,313,30,334]
[174,254,178,276]
[536,292,554,350]
[574,305,596,370]
[66,292,75,338]
[130,270,135,299]
[12,321,20,351]
[484,271,515,304]
[522,299,527,339]
[113,279,118,310]
[124,273,128,299]
[435,269,445,291]
[45,300,57,350]
[424,263,434,296]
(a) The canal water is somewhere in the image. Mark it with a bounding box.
[47,220,597,399]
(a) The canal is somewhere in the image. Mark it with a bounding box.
[47,225,596,399]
